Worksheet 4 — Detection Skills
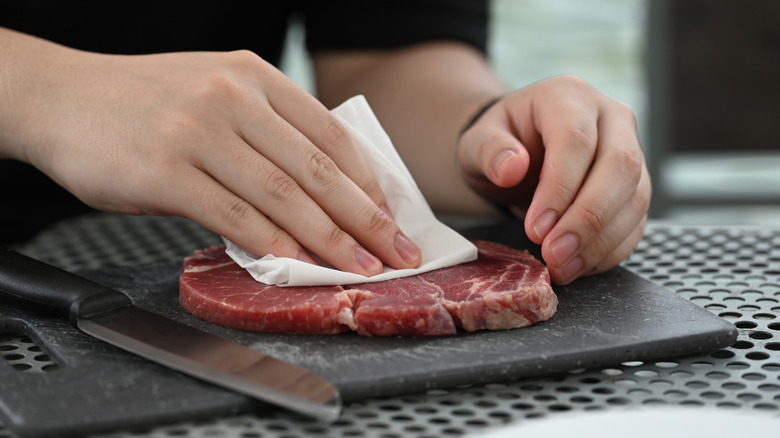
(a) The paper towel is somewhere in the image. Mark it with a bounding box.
[224,95,477,286]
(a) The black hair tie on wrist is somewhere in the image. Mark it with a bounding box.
[458,95,503,138]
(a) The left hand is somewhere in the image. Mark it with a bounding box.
[457,75,651,285]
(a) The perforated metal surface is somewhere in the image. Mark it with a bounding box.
[3,214,780,437]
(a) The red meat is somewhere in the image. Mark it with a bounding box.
[179,241,557,336]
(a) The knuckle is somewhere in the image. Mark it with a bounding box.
[306,150,340,186]
[323,119,351,151]
[564,124,597,152]
[197,72,242,102]
[223,199,252,227]
[364,205,394,236]
[579,204,608,235]
[323,225,349,249]
[616,148,645,185]
[266,170,300,203]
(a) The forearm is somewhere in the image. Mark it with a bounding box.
[314,42,507,214]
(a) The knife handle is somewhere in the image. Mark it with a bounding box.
[0,247,131,325]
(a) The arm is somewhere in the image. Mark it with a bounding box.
[314,42,651,285]
[0,27,422,275]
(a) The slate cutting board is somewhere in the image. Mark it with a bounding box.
[0,221,738,437]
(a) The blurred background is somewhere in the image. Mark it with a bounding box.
[281,0,780,226]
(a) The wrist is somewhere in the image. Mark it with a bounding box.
[458,95,504,138]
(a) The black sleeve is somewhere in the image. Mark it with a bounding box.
[303,0,489,55]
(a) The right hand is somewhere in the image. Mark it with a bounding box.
[8,43,421,275]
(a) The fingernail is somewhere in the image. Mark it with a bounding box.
[297,251,318,265]
[355,246,382,275]
[553,256,584,285]
[491,149,516,179]
[395,233,421,265]
[550,233,580,266]
[533,210,558,240]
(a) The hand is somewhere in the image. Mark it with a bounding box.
[457,75,651,284]
[14,46,422,275]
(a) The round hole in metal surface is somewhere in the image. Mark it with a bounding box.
[765,342,780,351]
[554,386,579,393]
[743,372,767,381]
[533,394,557,402]
[670,370,694,378]
[680,400,705,407]
[769,323,780,331]
[749,331,773,340]
[701,391,726,400]
[710,350,735,359]
[746,352,771,361]
[685,381,710,389]
[754,403,779,411]
[738,305,761,312]
[725,361,750,370]
[591,387,615,395]
[509,402,534,411]
[655,361,679,368]
[465,419,491,428]
[642,399,669,406]
[736,392,761,402]
[2,353,25,361]
[754,313,777,320]
[762,363,780,372]
[486,411,512,420]
[649,379,674,388]
[758,383,780,392]
[451,409,474,417]
[731,340,754,349]
[705,371,731,380]
[579,377,601,385]
[735,321,758,330]
[663,389,688,398]
[570,396,593,404]
[721,382,746,390]
[606,397,631,406]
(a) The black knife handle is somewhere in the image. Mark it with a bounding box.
[0,247,131,325]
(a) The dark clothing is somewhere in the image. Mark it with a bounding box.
[0,0,489,244]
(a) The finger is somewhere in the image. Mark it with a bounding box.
[522,96,600,245]
[264,81,390,211]
[585,214,648,277]
[458,122,531,190]
[197,133,391,276]
[240,105,422,271]
[162,165,314,263]
[545,165,650,284]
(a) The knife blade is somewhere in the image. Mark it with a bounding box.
[0,247,341,422]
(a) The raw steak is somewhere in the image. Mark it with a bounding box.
[179,241,557,336]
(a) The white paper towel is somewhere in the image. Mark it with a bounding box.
[224,95,477,286]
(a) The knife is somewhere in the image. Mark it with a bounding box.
[0,247,341,422]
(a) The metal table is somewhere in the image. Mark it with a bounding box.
[2,214,779,437]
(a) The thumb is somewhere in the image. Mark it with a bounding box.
[458,127,531,189]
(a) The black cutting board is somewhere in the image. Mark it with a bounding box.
[0,221,737,437]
